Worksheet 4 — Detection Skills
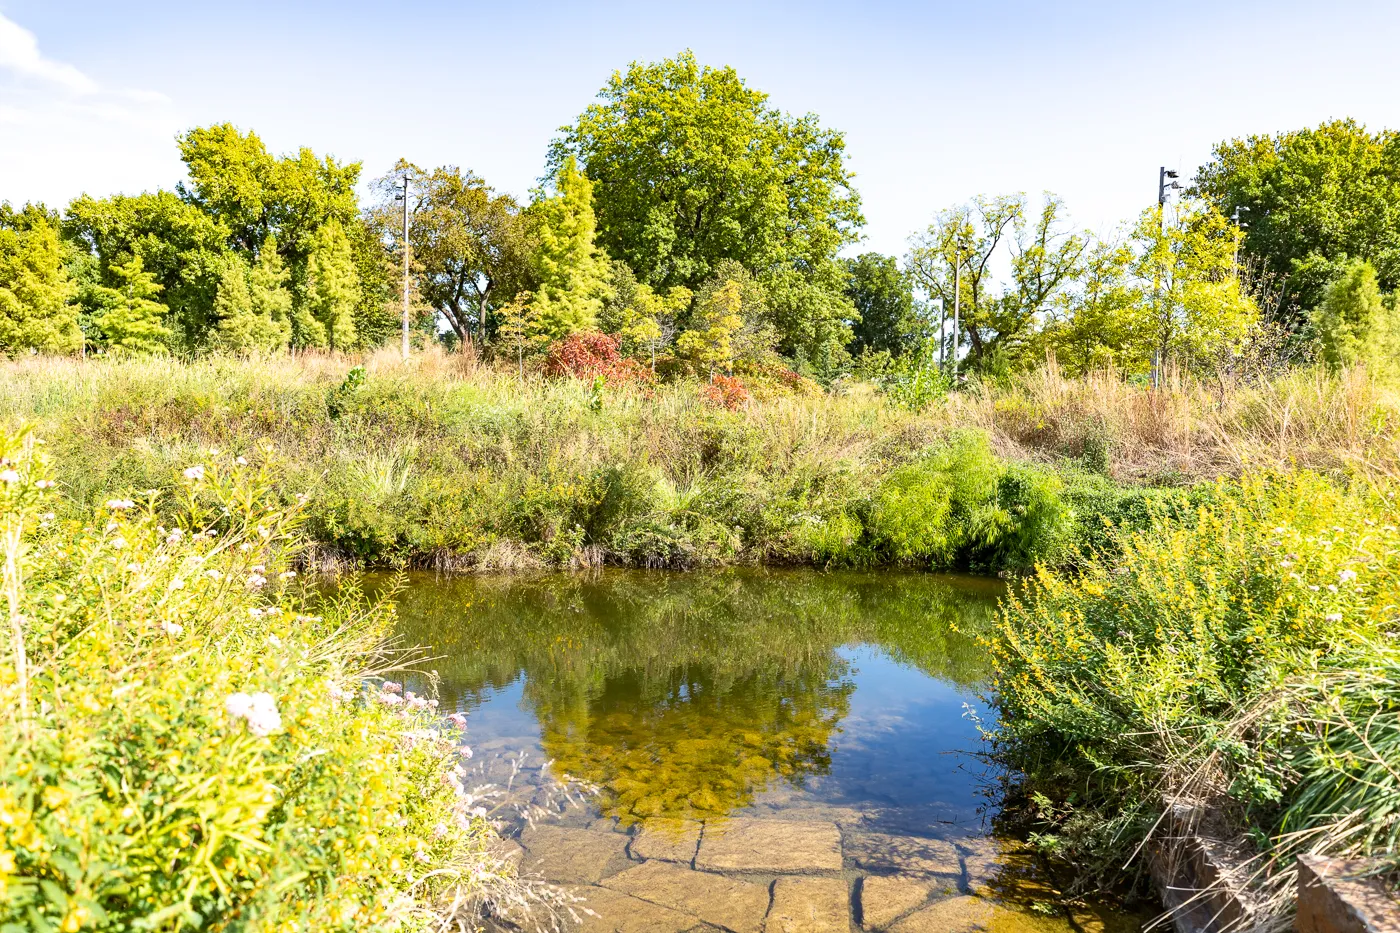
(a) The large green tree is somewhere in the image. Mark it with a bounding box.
[548,51,863,360]
[65,191,229,349]
[371,162,533,348]
[0,204,81,355]
[1194,119,1400,327]
[528,157,611,339]
[300,220,360,350]
[843,253,915,357]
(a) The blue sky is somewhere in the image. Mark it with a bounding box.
[2,0,1398,257]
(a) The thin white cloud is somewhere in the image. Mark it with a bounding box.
[0,13,183,206]
[0,13,97,94]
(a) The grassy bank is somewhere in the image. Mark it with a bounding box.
[0,428,545,931]
[989,469,1400,927]
[2,352,1396,575]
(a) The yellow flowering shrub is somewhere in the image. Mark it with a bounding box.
[0,428,518,931]
[989,470,1400,890]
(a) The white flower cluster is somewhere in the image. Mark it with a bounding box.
[225,691,283,736]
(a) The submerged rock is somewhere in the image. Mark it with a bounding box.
[859,874,954,929]
[518,825,631,883]
[768,876,851,933]
[602,860,769,933]
[694,818,843,873]
[629,819,703,863]
[844,832,962,877]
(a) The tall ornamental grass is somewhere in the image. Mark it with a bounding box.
[990,470,1400,926]
[0,428,526,932]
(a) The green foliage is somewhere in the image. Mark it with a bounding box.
[0,205,80,355]
[372,162,532,348]
[1130,200,1260,367]
[91,255,172,354]
[868,431,1070,572]
[1312,258,1398,373]
[300,220,360,350]
[990,471,1400,890]
[843,252,916,356]
[0,429,513,931]
[1194,119,1400,324]
[64,190,230,350]
[528,156,611,339]
[549,51,862,362]
[1042,240,1145,375]
[677,262,773,374]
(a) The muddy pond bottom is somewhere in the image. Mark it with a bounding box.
[390,569,1142,933]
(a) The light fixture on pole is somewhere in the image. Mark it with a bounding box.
[1231,206,1250,277]
[394,175,411,361]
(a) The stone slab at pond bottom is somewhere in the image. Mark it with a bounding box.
[602,861,770,933]
[768,877,852,933]
[694,818,844,873]
[519,825,632,884]
[859,875,956,930]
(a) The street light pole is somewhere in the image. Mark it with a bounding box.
[399,175,411,361]
[1231,205,1250,278]
[951,253,961,385]
[1152,167,1181,390]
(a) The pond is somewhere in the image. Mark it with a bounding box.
[388,569,1141,933]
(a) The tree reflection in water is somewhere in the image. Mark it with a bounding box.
[386,568,1001,823]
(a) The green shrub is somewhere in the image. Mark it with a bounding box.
[990,470,1400,893]
[0,429,520,931]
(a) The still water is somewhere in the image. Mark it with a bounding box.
[389,569,1139,933]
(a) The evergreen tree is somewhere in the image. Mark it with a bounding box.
[301,220,360,350]
[93,256,172,354]
[677,279,744,374]
[248,240,293,350]
[0,205,81,354]
[1313,259,1398,373]
[529,156,611,339]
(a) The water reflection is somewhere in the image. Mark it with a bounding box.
[388,568,1002,826]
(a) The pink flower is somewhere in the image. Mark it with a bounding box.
[447,713,468,729]
[183,465,205,481]
[226,691,281,735]
[0,470,19,484]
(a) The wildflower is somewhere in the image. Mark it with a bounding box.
[382,682,403,695]
[459,745,473,759]
[208,447,220,456]
[226,691,282,736]
[1325,613,1343,623]
[111,536,128,550]
[35,479,55,489]
[166,529,184,544]
[0,470,18,483]
[279,570,297,580]
[433,822,450,838]
[248,608,265,618]
[40,512,54,521]
[235,456,248,466]
[470,807,488,819]
[106,498,136,510]
[377,693,404,707]
[205,569,224,581]
[161,621,183,636]
[268,635,282,647]
[264,606,281,616]
[183,465,205,481]
[247,573,267,589]
[328,683,352,703]
[447,713,468,729]
[1339,569,1358,583]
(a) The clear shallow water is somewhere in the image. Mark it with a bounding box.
[387,569,1141,932]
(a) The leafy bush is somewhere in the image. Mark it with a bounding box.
[0,429,523,931]
[544,332,651,387]
[989,470,1400,899]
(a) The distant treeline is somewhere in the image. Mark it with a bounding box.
[2,51,1398,382]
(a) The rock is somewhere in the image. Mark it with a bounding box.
[694,819,842,873]
[767,877,851,933]
[588,816,623,833]
[568,885,701,932]
[630,820,703,863]
[859,875,951,930]
[487,837,524,869]
[519,825,631,884]
[602,861,769,933]
[763,806,868,828]
[844,833,961,877]
[890,895,1065,933]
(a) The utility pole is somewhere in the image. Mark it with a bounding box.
[951,253,961,385]
[1231,206,1250,278]
[396,175,411,361]
[1152,167,1180,390]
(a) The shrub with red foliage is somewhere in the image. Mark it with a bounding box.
[544,333,652,385]
[701,374,750,411]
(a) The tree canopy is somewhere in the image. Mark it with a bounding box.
[1194,119,1400,327]
[548,51,863,362]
